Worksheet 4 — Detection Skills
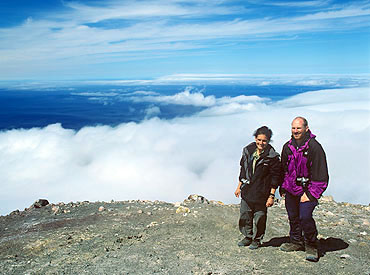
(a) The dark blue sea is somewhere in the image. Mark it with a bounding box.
[0,84,330,130]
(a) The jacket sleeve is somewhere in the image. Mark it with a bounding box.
[308,140,329,199]
[238,150,246,182]
[269,156,282,189]
[279,143,289,195]
[281,143,289,173]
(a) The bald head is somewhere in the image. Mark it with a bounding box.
[291,117,309,141]
[293,116,308,127]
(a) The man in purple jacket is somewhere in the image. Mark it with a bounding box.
[280,117,329,262]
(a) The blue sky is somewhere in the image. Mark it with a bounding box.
[0,0,369,80]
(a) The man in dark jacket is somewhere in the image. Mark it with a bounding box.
[235,126,281,250]
[280,117,329,262]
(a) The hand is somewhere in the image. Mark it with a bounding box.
[266,197,274,207]
[300,192,310,202]
[234,187,241,198]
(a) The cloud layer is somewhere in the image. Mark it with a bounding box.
[0,86,369,215]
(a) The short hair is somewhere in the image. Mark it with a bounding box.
[293,116,308,127]
[253,126,273,141]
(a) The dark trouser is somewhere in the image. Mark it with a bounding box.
[239,199,267,242]
[285,192,318,247]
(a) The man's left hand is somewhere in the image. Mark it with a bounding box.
[300,192,310,202]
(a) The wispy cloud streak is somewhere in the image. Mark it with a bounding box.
[0,0,369,78]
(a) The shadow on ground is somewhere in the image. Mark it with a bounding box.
[319,237,349,254]
[261,236,290,247]
[262,236,349,256]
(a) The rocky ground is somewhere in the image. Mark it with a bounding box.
[0,195,369,275]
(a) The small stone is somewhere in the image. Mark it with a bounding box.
[98,206,105,212]
[147,212,152,216]
[320,196,334,202]
[52,206,60,215]
[63,209,70,213]
[174,202,182,207]
[187,194,209,204]
[338,218,349,225]
[32,199,50,209]
[348,239,357,243]
[340,254,350,259]
[10,210,20,215]
[176,206,190,214]
[359,231,367,236]
[147,222,158,228]
[137,210,143,214]
[210,200,224,206]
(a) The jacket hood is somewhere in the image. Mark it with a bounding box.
[290,130,316,149]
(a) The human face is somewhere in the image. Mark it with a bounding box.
[291,118,309,141]
[255,134,269,153]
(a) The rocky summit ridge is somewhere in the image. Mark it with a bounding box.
[0,195,369,275]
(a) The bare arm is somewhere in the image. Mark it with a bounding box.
[234,181,242,198]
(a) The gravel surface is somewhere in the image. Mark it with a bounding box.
[0,195,369,274]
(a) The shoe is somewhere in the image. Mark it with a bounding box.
[280,242,305,252]
[249,240,260,250]
[238,237,252,247]
[305,245,319,262]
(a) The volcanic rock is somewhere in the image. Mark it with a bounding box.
[0,195,369,274]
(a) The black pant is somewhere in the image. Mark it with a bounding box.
[239,199,267,242]
[285,192,318,246]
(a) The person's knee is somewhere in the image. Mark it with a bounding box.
[254,211,266,221]
[299,212,313,223]
[239,218,247,227]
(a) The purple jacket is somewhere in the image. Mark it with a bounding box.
[281,131,329,200]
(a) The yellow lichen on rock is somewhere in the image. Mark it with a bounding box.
[176,206,190,214]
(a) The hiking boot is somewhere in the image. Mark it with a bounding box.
[280,242,305,252]
[237,237,252,247]
[305,245,319,262]
[249,240,260,250]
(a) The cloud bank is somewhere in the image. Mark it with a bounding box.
[0,87,369,215]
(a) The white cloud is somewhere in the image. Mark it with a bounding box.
[264,1,330,8]
[124,86,270,109]
[294,5,370,21]
[71,92,119,97]
[144,106,161,119]
[276,87,370,108]
[155,73,370,87]
[129,87,217,106]
[0,87,369,215]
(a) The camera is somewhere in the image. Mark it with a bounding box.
[296,177,310,188]
[241,178,250,185]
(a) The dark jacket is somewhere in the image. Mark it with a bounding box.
[239,143,281,204]
[281,130,329,200]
